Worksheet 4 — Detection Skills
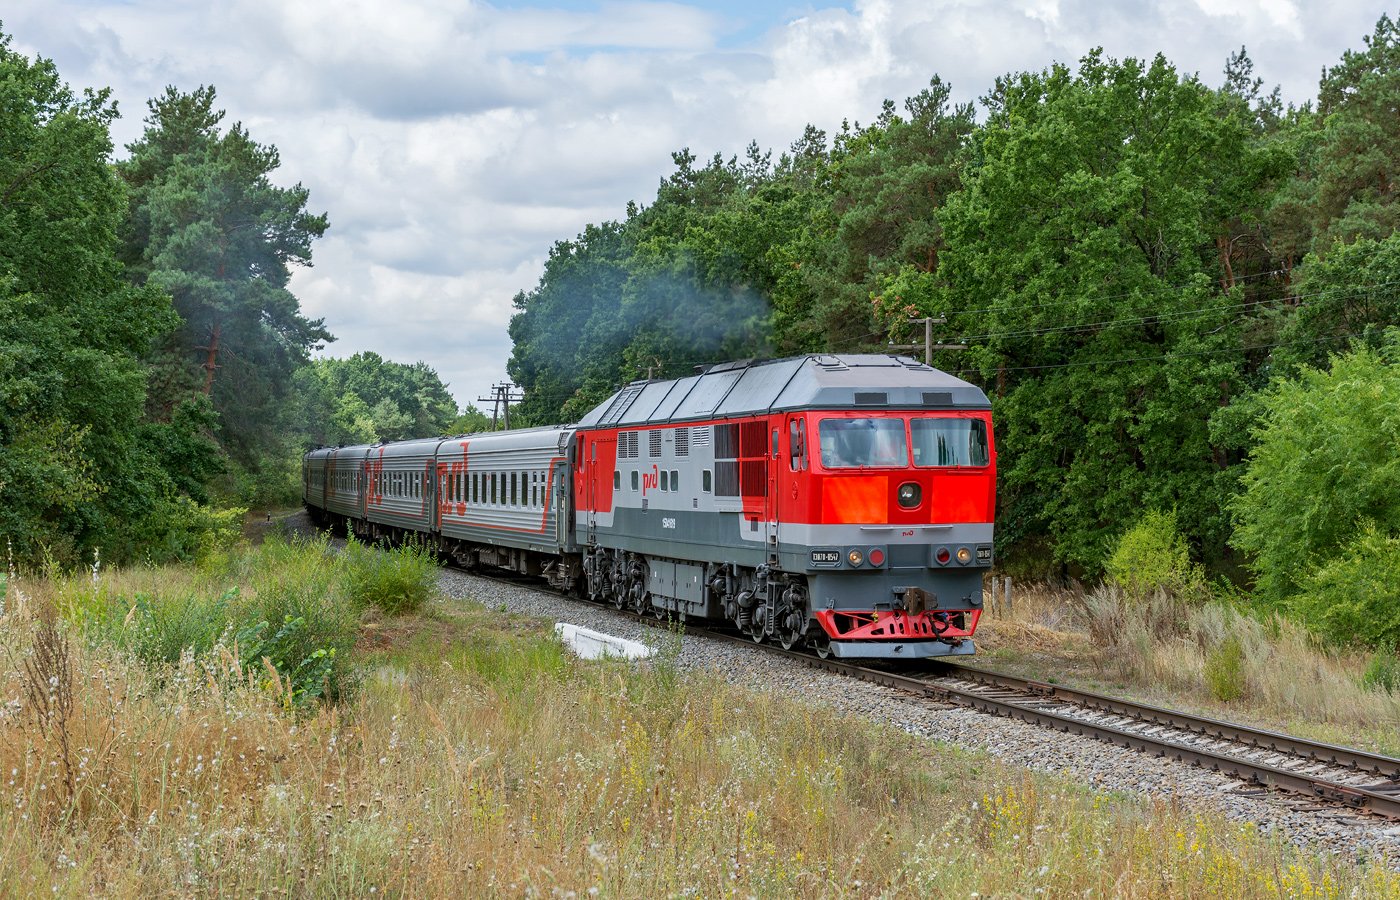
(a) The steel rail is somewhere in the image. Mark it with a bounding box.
[932,662,1400,780]
[457,566,1400,821]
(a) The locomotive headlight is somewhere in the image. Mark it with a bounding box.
[956,546,973,565]
[897,482,921,508]
[847,549,864,567]
[935,547,951,565]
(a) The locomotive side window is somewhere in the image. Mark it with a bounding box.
[702,469,712,493]
[614,471,621,491]
[818,418,908,468]
[631,470,639,491]
[670,470,678,492]
[911,418,990,467]
[788,419,806,471]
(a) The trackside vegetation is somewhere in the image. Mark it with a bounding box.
[1,546,1396,896]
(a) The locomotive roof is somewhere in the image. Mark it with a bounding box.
[577,354,990,429]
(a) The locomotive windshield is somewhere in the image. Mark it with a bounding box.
[818,416,990,469]
[911,417,989,467]
[818,418,909,468]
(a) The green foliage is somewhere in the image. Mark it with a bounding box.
[938,51,1290,573]
[55,535,374,707]
[1231,339,1400,607]
[0,30,204,567]
[1291,524,1400,650]
[1362,646,1400,694]
[1204,636,1247,702]
[341,538,439,615]
[1308,14,1400,252]
[290,352,460,448]
[236,615,339,708]
[1277,234,1400,372]
[118,85,331,467]
[1104,510,1206,602]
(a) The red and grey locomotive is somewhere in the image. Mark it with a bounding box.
[303,354,996,659]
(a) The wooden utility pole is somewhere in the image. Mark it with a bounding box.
[888,316,968,363]
[477,383,524,431]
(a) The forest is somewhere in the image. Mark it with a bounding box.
[3,17,1400,647]
[507,19,1400,646]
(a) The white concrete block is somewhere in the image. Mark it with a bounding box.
[554,622,656,661]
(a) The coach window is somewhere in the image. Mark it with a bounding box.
[702,469,712,493]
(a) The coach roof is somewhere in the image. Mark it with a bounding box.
[577,354,990,429]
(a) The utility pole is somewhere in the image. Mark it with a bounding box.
[477,382,524,431]
[888,316,968,363]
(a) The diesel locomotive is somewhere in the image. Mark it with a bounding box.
[303,354,996,659]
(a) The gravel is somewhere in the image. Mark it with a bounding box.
[438,565,1400,865]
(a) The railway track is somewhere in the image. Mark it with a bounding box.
[459,565,1400,822]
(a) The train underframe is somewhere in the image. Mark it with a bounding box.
[307,505,976,659]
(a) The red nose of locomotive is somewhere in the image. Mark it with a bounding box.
[788,410,996,659]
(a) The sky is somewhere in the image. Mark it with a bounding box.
[5,0,1394,410]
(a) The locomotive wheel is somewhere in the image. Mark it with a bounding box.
[748,608,766,643]
[807,624,832,659]
[776,610,804,651]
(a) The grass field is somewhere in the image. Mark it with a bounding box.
[0,540,1397,896]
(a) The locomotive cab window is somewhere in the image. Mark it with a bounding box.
[818,418,908,468]
[912,417,990,467]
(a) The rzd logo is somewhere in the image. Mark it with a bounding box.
[642,465,659,496]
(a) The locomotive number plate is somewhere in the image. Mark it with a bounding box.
[810,549,842,567]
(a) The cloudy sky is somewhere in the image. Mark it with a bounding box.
[5,0,1392,409]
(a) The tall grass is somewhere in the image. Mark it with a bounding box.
[983,582,1400,751]
[25,533,438,710]
[0,591,1394,896]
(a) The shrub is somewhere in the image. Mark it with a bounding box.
[341,538,439,615]
[1104,509,1206,602]
[1231,336,1400,607]
[1362,647,1400,694]
[1294,523,1400,650]
[1205,636,1246,702]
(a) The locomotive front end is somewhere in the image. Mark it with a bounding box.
[783,408,995,659]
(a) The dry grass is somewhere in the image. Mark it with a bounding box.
[979,581,1400,754]
[0,563,1397,896]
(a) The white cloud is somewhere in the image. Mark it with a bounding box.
[4,0,1388,409]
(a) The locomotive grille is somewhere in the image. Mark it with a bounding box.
[649,430,662,458]
[922,391,953,406]
[854,391,888,405]
[619,431,640,459]
[674,427,689,457]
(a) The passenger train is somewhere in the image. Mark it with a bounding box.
[303,354,996,659]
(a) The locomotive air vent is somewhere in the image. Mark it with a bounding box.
[854,392,888,405]
[922,391,953,406]
[692,426,711,447]
[675,427,690,457]
[649,430,662,458]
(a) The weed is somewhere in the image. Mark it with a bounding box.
[1363,646,1400,694]
[1205,636,1246,702]
[341,538,438,615]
